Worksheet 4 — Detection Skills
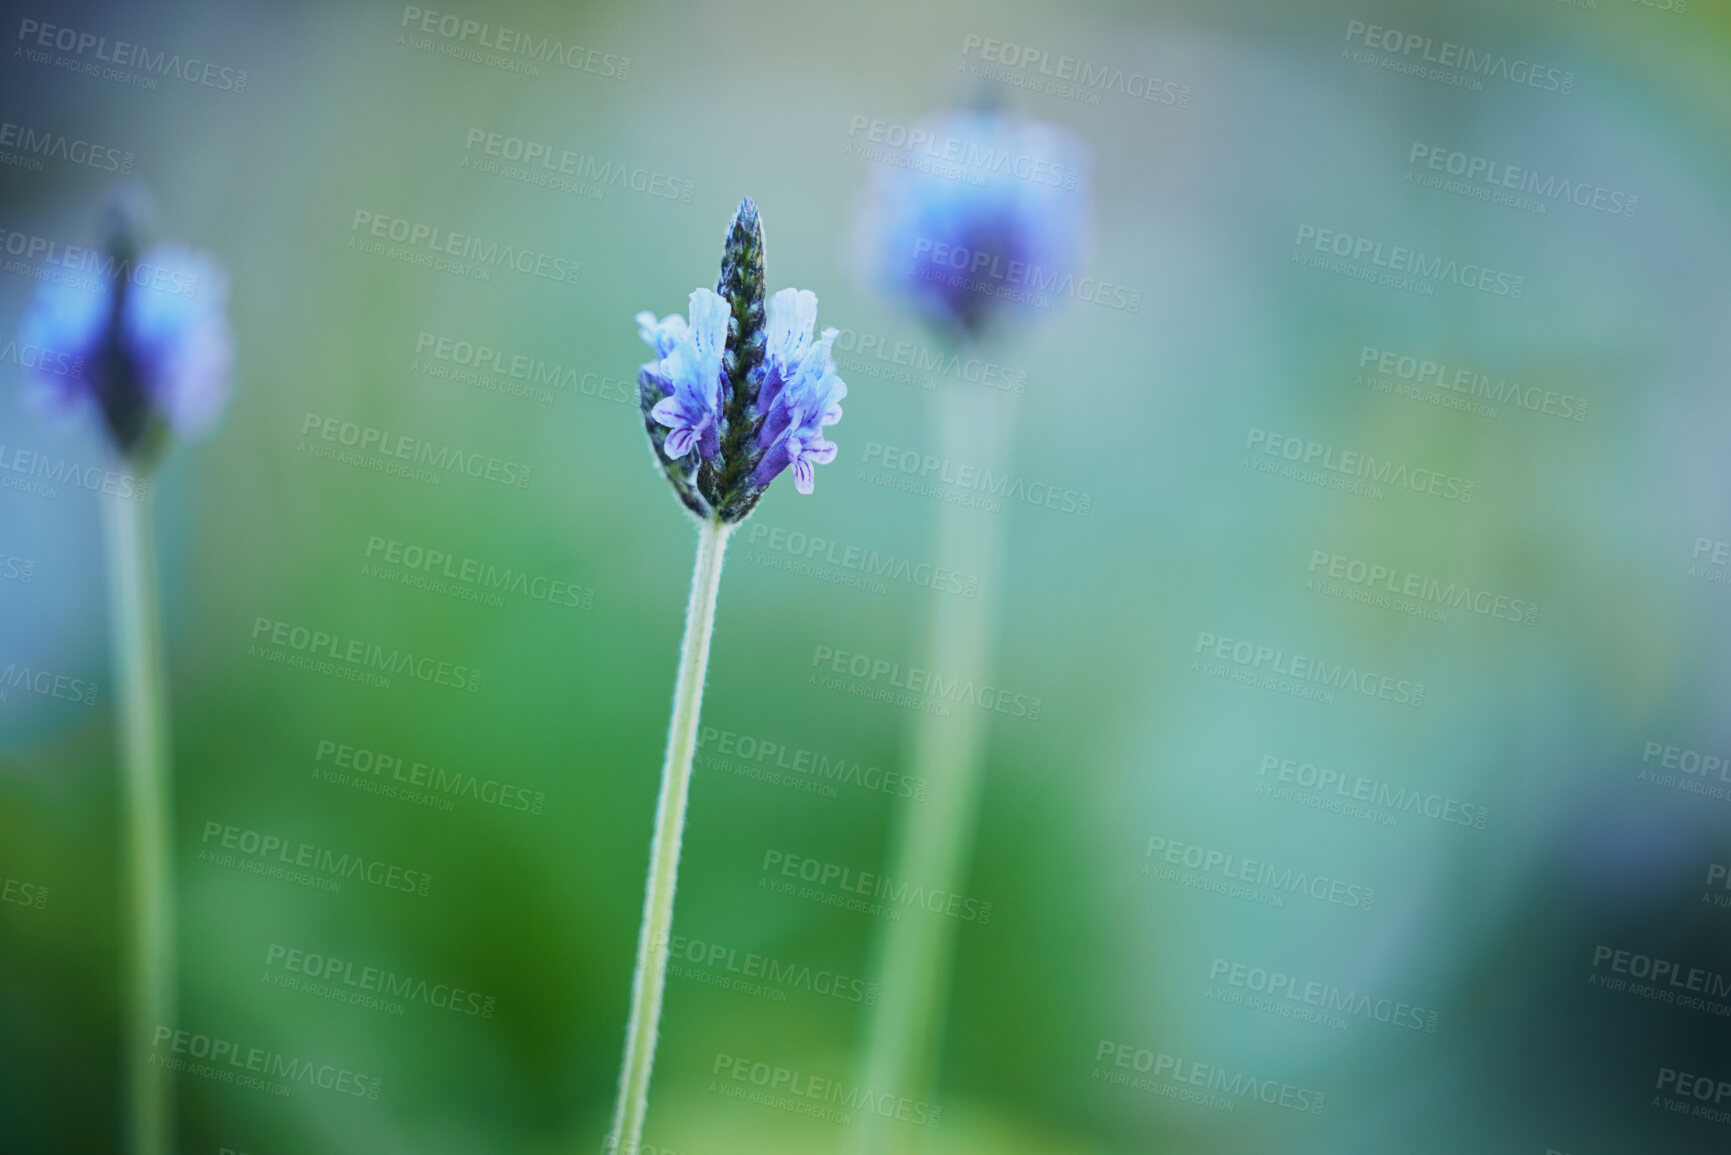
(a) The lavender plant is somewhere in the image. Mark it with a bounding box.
[19,193,232,1155]
[850,104,1089,1155]
[856,105,1089,341]
[609,198,846,1155]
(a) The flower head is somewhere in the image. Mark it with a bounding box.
[637,199,847,523]
[856,106,1090,339]
[18,196,233,470]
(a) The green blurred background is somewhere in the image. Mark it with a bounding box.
[4,0,1731,1151]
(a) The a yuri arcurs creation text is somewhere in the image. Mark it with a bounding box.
[606,198,848,1155]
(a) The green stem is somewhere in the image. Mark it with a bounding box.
[853,383,1018,1155]
[103,489,175,1155]
[609,518,733,1155]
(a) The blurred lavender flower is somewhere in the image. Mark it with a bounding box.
[847,105,1089,1155]
[21,193,236,1155]
[856,105,1091,339]
[19,201,232,470]
[636,198,846,522]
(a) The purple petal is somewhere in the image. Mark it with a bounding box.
[792,458,815,494]
[699,420,726,463]
[750,441,791,490]
[664,426,697,458]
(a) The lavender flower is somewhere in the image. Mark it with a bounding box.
[637,199,846,522]
[614,200,854,1155]
[21,195,238,1155]
[856,106,1090,338]
[637,288,728,462]
[19,204,232,470]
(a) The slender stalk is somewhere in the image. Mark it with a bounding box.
[853,382,1019,1155]
[609,518,733,1155]
[103,489,175,1155]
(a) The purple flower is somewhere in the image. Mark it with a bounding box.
[637,288,729,462]
[634,200,848,523]
[856,107,1091,338]
[19,242,232,465]
[751,288,845,495]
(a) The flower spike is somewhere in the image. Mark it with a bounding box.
[636,198,846,524]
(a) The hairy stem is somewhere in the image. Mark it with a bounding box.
[609,518,733,1155]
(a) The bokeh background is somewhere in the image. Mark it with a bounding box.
[4,0,1731,1151]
